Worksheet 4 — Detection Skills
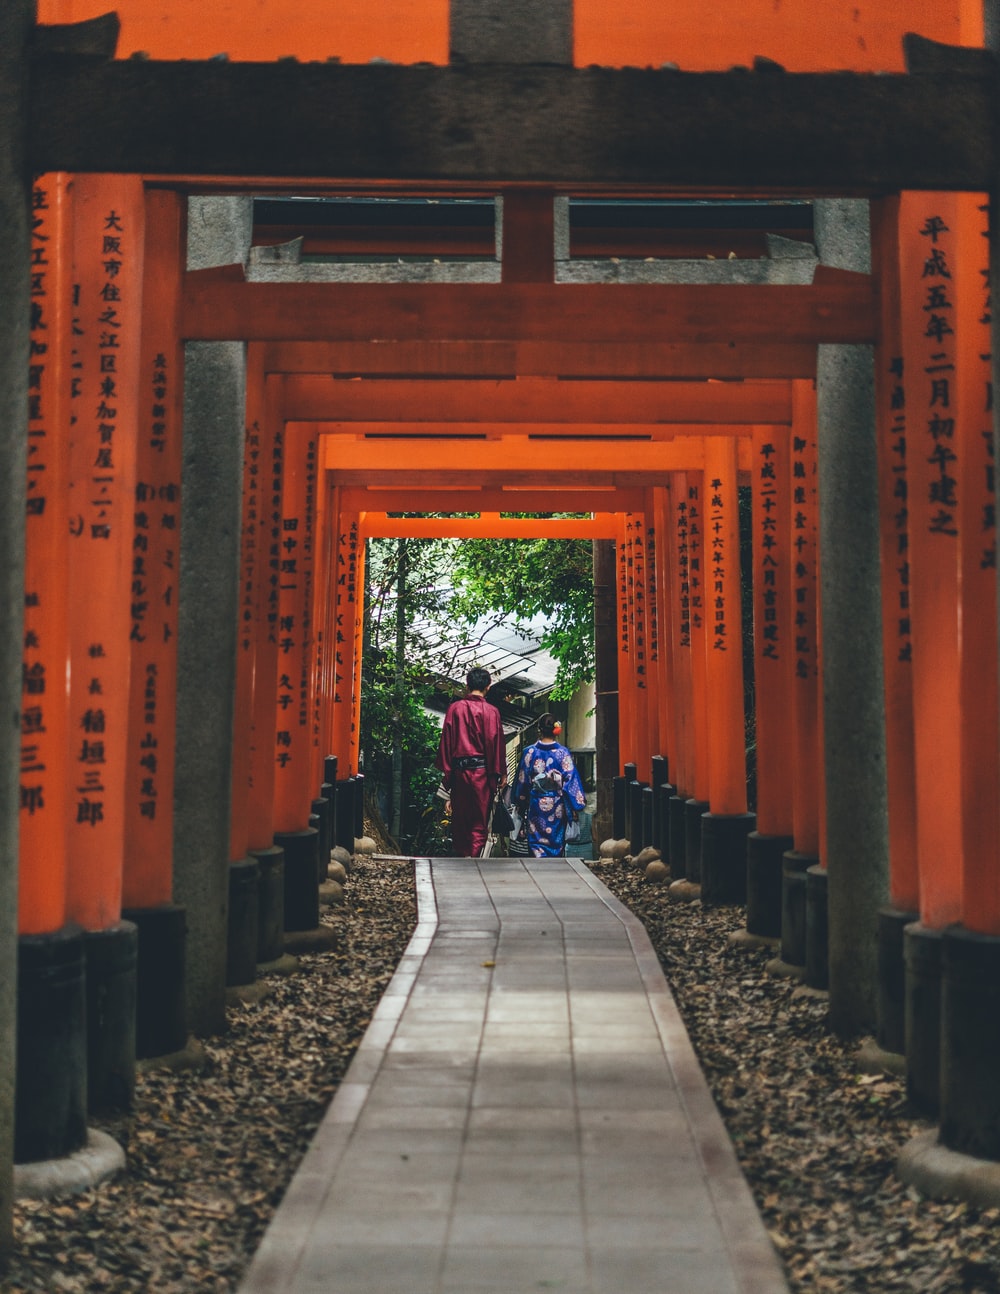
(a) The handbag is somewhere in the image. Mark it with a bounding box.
[492,793,516,837]
[564,794,581,843]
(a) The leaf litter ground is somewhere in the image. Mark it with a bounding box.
[4,854,1000,1292]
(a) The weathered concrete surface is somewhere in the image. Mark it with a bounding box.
[174,196,252,1037]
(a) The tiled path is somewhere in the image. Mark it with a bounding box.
[239,857,789,1294]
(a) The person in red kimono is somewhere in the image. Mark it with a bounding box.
[436,666,507,857]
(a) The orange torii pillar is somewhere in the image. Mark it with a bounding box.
[16,173,81,1166]
[684,473,713,885]
[779,383,823,973]
[592,533,619,846]
[872,196,919,1060]
[699,435,755,904]
[897,192,966,1114]
[612,513,635,838]
[61,174,145,1139]
[243,369,287,967]
[272,423,324,938]
[648,489,676,853]
[330,510,363,850]
[937,194,1000,1161]
[625,510,652,842]
[120,188,187,1065]
[744,424,795,940]
[816,200,890,1025]
[666,473,697,886]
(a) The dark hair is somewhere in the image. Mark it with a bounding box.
[466,666,492,693]
[538,712,558,738]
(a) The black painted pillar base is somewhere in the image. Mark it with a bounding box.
[16,926,88,1164]
[904,921,943,1117]
[805,864,829,990]
[654,782,676,863]
[121,903,187,1060]
[353,773,365,840]
[700,812,756,907]
[251,845,284,964]
[668,795,688,880]
[940,925,1000,1159]
[628,780,644,856]
[684,799,710,885]
[84,921,137,1115]
[746,833,794,938]
[334,779,355,852]
[275,828,320,932]
[780,850,816,968]
[311,796,331,884]
[226,857,260,988]
[877,905,917,1058]
[611,775,627,841]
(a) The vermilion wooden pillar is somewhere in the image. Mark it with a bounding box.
[331,512,362,775]
[745,424,795,939]
[938,192,1000,1159]
[272,422,321,934]
[871,196,919,1056]
[685,472,711,885]
[780,381,821,971]
[348,529,366,779]
[700,435,754,904]
[666,473,696,887]
[898,192,964,1114]
[616,513,635,773]
[20,175,71,941]
[120,187,188,1063]
[627,511,651,783]
[65,173,144,1121]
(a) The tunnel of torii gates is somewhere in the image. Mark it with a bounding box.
[7,0,1000,1249]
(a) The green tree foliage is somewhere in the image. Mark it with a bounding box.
[449,537,595,698]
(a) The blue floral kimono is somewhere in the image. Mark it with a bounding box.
[513,740,587,858]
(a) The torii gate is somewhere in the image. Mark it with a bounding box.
[2,0,1000,1250]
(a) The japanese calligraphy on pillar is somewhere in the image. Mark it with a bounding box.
[975,201,995,572]
[22,182,61,830]
[756,439,782,662]
[646,519,659,668]
[618,518,630,656]
[708,477,728,652]
[687,483,702,636]
[241,422,261,654]
[915,212,959,540]
[675,491,690,648]
[267,426,284,646]
[334,520,360,705]
[299,436,317,728]
[631,515,647,689]
[791,431,817,681]
[883,355,912,662]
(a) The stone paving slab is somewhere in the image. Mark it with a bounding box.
[239,857,789,1294]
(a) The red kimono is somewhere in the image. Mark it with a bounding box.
[435,695,506,857]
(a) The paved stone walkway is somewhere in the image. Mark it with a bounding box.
[239,857,789,1294]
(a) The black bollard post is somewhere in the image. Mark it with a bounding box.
[612,776,627,840]
[334,778,355,851]
[353,773,365,842]
[641,787,654,856]
[323,754,338,787]
[628,781,644,856]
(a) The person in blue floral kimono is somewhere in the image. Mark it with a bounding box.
[513,713,587,858]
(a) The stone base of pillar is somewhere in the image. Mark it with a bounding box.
[684,799,710,885]
[940,925,1000,1159]
[251,845,284,964]
[16,926,87,1164]
[877,905,917,1057]
[226,858,260,988]
[274,828,320,932]
[121,904,187,1061]
[746,832,793,938]
[283,925,339,955]
[700,812,756,907]
[904,921,942,1117]
[897,1128,1000,1208]
[84,921,137,1115]
[667,795,688,880]
[14,1127,125,1201]
[805,864,829,990]
[667,878,701,903]
[780,851,815,968]
[856,1036,907,1079]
